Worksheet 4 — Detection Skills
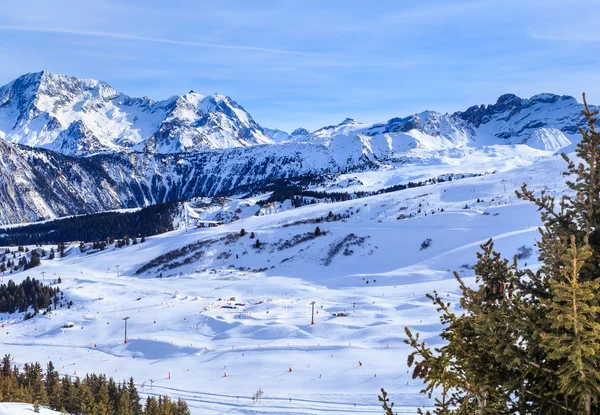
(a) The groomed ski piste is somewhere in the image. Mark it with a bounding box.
[0,150,570,414]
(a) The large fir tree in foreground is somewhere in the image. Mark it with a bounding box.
[381,95,600,414]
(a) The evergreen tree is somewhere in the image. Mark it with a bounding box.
[145,396,160,415]
[174,397,191,415]
[540,236,600,414]
[79,381,95,415]
[117,389,133,415]
[127,377,142,415]
[95,382,112,415]
[59,375,74,414]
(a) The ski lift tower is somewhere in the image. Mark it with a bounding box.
[122,316,130,344]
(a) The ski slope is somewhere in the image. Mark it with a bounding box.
[0,153,569,414]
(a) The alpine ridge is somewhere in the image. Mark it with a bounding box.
[0,71,272,155]
[0,71,597,225]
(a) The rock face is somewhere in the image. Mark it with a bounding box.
[0,71,597,224]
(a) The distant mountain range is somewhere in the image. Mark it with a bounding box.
[0,71,596,224]
[0,71,591,156]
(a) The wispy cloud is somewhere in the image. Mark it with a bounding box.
[532,30,600,43]
[0,25,316,56]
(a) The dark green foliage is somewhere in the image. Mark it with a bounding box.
[420,238,432,250]
[379,388,396,415]
[0,202,178,245]
[23,250,41,270]
[0,277,59,314]
[256,173,484,209]
[0,355,188,414]
[314,226,321,236]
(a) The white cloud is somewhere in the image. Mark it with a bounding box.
[0,25,315,56]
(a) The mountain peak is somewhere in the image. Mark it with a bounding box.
[0,71,272,155]
[339,118,359,125]
[291,127,310,136]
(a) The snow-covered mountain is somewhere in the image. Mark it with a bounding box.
[0,136,388,224]
[0,71,595,158]
[0,71,597,225]
[294,94,591,153]
[0,71,272,155]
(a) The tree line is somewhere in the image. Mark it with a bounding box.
[0,202,178,246]
[0,355,190,415]
[0,277,60,316]
[259,173,485,209]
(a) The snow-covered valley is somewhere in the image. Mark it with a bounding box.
[0,151,568,414]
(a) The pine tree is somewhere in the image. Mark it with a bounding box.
[127,377,142,415]
[95,382,112,415]
[117,389,133,415]
[402,240,517,414]
[145,396,160,415]
[174,397,191,415]
[59,375,74,414]
[315,226,321,236]
[540,236,600,414]
[78,381,95,415]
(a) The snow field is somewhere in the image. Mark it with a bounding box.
[0,153,570,414]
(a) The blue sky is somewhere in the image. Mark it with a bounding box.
[1,0,599,132]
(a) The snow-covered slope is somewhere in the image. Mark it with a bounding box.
[0,136,386,224]
[0,72,272,155]
[0,134,560,225]
[0,151,570,414]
